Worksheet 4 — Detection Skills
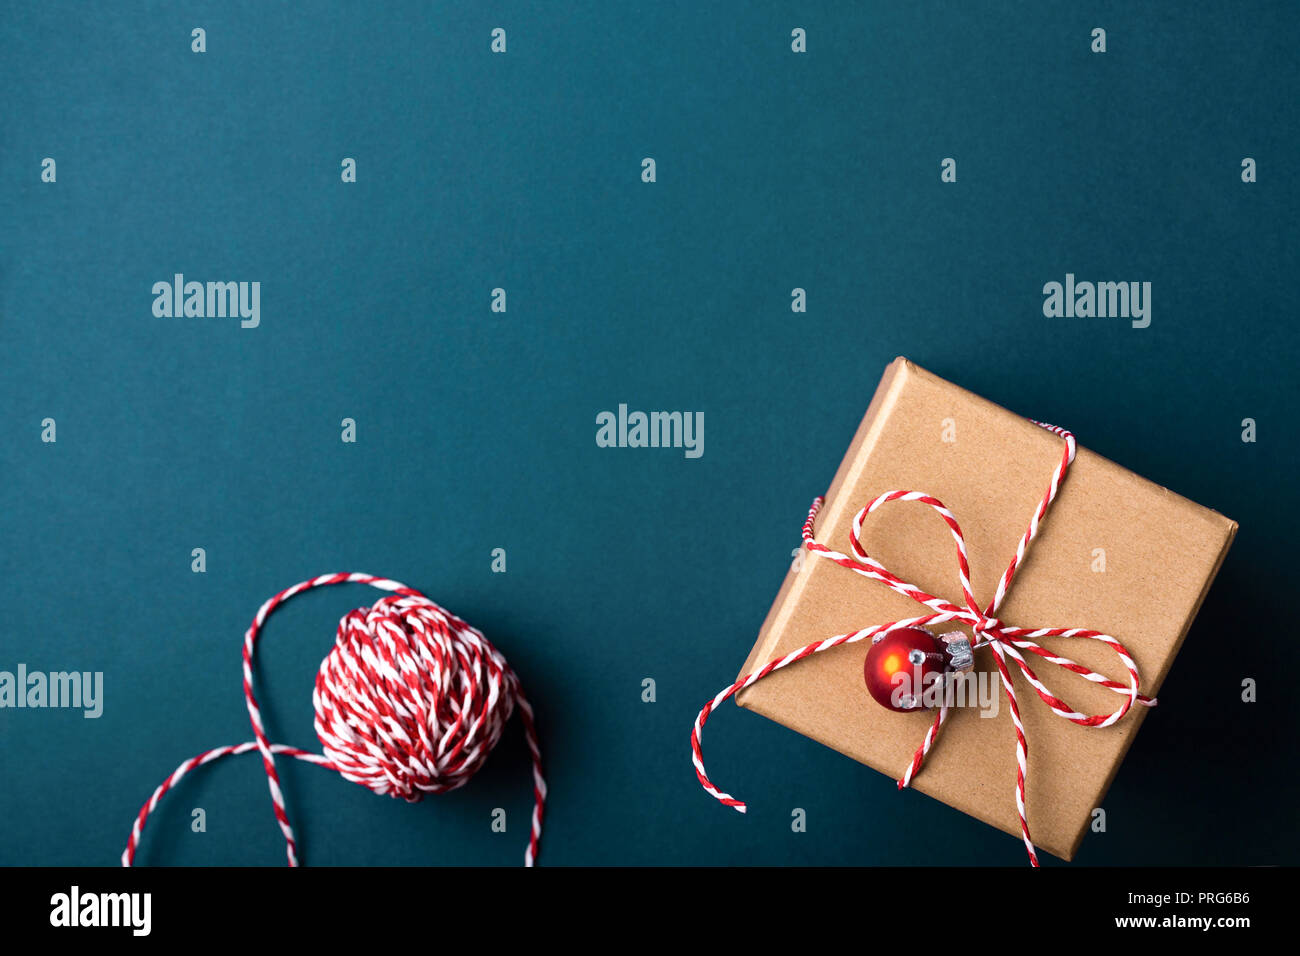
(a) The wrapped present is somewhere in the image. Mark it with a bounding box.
[691,357,1237,862]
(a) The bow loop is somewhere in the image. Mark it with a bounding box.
[833,491,983,623]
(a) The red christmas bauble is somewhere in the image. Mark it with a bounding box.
[863,626,948,712]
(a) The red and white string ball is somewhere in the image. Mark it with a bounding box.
[123,573,545,866]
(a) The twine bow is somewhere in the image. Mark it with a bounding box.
[690,421,1155,866]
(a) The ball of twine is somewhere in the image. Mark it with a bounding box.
[314,593,519,801]
[124,573,545,866]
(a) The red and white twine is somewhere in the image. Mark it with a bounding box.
[123,573,545,866]
[690,421,1155,866]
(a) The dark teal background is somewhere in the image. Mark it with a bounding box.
[2,2,1296,866]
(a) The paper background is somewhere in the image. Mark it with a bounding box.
[1,1,1294,865]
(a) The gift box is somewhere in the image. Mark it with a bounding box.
[731,357,1237,861]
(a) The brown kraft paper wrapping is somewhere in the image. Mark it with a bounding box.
[736,357,1237,861]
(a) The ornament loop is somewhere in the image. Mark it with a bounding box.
[939,632,974,673]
